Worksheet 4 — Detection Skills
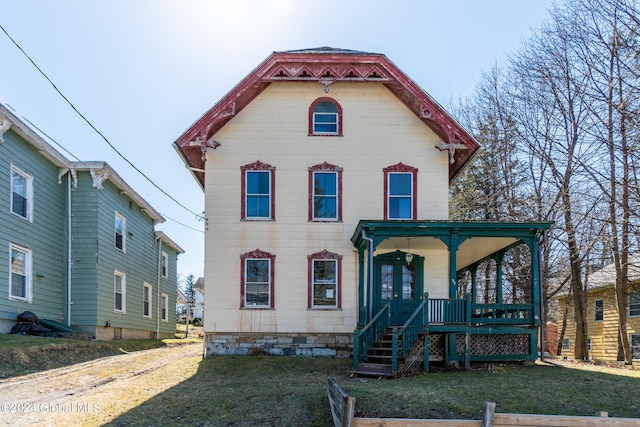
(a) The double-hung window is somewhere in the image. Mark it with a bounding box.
[143,283,152,318]
[384,163,418,220]
[114,271,126,313]
[161,252,168,278]
[631,334,640,360]
[308,250,342,309]
[630,293,640,317]
[115,212,126,252]
[594,299,604,321]
[309,98,342,136]
[10,244,31,301]
[241,249,275,308]
[241,161,275,220]
[309,163,342,221]
[161,294,169,322]
[11,165,33,221]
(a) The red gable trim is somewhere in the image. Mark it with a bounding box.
[173,49,480,189]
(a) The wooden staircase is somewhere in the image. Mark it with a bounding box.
[351,327,404,378]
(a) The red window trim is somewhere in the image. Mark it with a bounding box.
[308,162,343,222]
[383,162,418,220]
[307,249,342,309]
[308,97,343,136]
[240,161,276,220]
[240,249,275,309]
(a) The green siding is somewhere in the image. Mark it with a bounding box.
[0,129,68,323]
[1,126,181,337]
[71,174,180,334]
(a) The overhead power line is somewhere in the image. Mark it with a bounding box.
[0,23,202,219]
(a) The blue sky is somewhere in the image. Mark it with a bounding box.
[0,0,553,280]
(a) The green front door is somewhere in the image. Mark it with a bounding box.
[374,251,423,325]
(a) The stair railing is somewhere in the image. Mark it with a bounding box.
[353,304,390,371]
[391,293,429,375]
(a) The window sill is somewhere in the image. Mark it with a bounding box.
[308,133,343,137]
[241,218,275,222]
[240,307,274,310]
[308,307,341,311]
[309,219,342,223]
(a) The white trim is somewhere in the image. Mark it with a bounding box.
[9,243,32,302]
[114,270,126,313]
[10,164,33,222]
[161,293,169,322]
[161,252,169,278]
[115,211,126,253]
[143,283,152,319]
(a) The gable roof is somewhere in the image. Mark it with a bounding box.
[583,253,640,292]
[173,47,481,189]
[0,100,72,168]
[1,100,165,225]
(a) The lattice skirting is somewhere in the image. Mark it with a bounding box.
[399,338,425,376]
[456,333,530,356]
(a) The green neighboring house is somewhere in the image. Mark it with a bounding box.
[0,101,184,339]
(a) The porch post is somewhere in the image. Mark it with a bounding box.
[448,231,462,298]
[470,265,478,304]
[357,247,366,327]
[495,253,504,304]
[529,236,541,325]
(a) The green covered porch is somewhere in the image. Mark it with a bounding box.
[350,220,552,376]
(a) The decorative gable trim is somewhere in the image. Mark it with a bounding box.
[0,119,10,143]
[174,49,480,189]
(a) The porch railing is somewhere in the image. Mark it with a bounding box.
[428,297,470,324]
[469,303,533,324]
[353,304,390,371]
[391,294,429,375]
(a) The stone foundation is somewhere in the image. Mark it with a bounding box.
[205,332,353,358]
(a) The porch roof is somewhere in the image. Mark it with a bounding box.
[352,220,553,270]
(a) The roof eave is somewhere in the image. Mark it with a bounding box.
[173,49,481,188]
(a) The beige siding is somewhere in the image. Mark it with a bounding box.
[557,287,640,362]
[204,82,450,333]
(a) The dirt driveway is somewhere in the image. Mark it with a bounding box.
[0,342,202,426]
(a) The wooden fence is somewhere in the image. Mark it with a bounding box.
[328,378,640,427]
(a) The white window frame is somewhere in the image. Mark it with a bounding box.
[312,171,339,221]
[10,165,33,222]
[244,170,272,220]
[9,243,32,302]
[143,283,152,318]
[161,252,168,278]
[244,258,272,308]
[114,271,126,313]
[115,211,126,252]
[311,258,338,308]
[594,299,604,321]
[387,172,414,220]
[630,293,640,317]
[630,334,640,360]
[161,293,169,322]
[561,338,571,351]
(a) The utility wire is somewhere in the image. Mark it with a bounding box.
[0,22,202,218]
[19,109,204,234]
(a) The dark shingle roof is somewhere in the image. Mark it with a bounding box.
[282,47,380,55]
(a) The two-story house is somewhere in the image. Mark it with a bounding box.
[173,48,550,375]
[0,101,183,339]
[556,254,640,362]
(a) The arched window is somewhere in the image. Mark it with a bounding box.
[309,98,342,136]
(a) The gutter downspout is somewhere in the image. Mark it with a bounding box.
[67,171,72,327]
[361,230,374,322]
[156,236,162,339]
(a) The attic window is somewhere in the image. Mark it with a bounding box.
[309,97,342,136]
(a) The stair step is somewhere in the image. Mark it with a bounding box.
[350,362,394,378]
